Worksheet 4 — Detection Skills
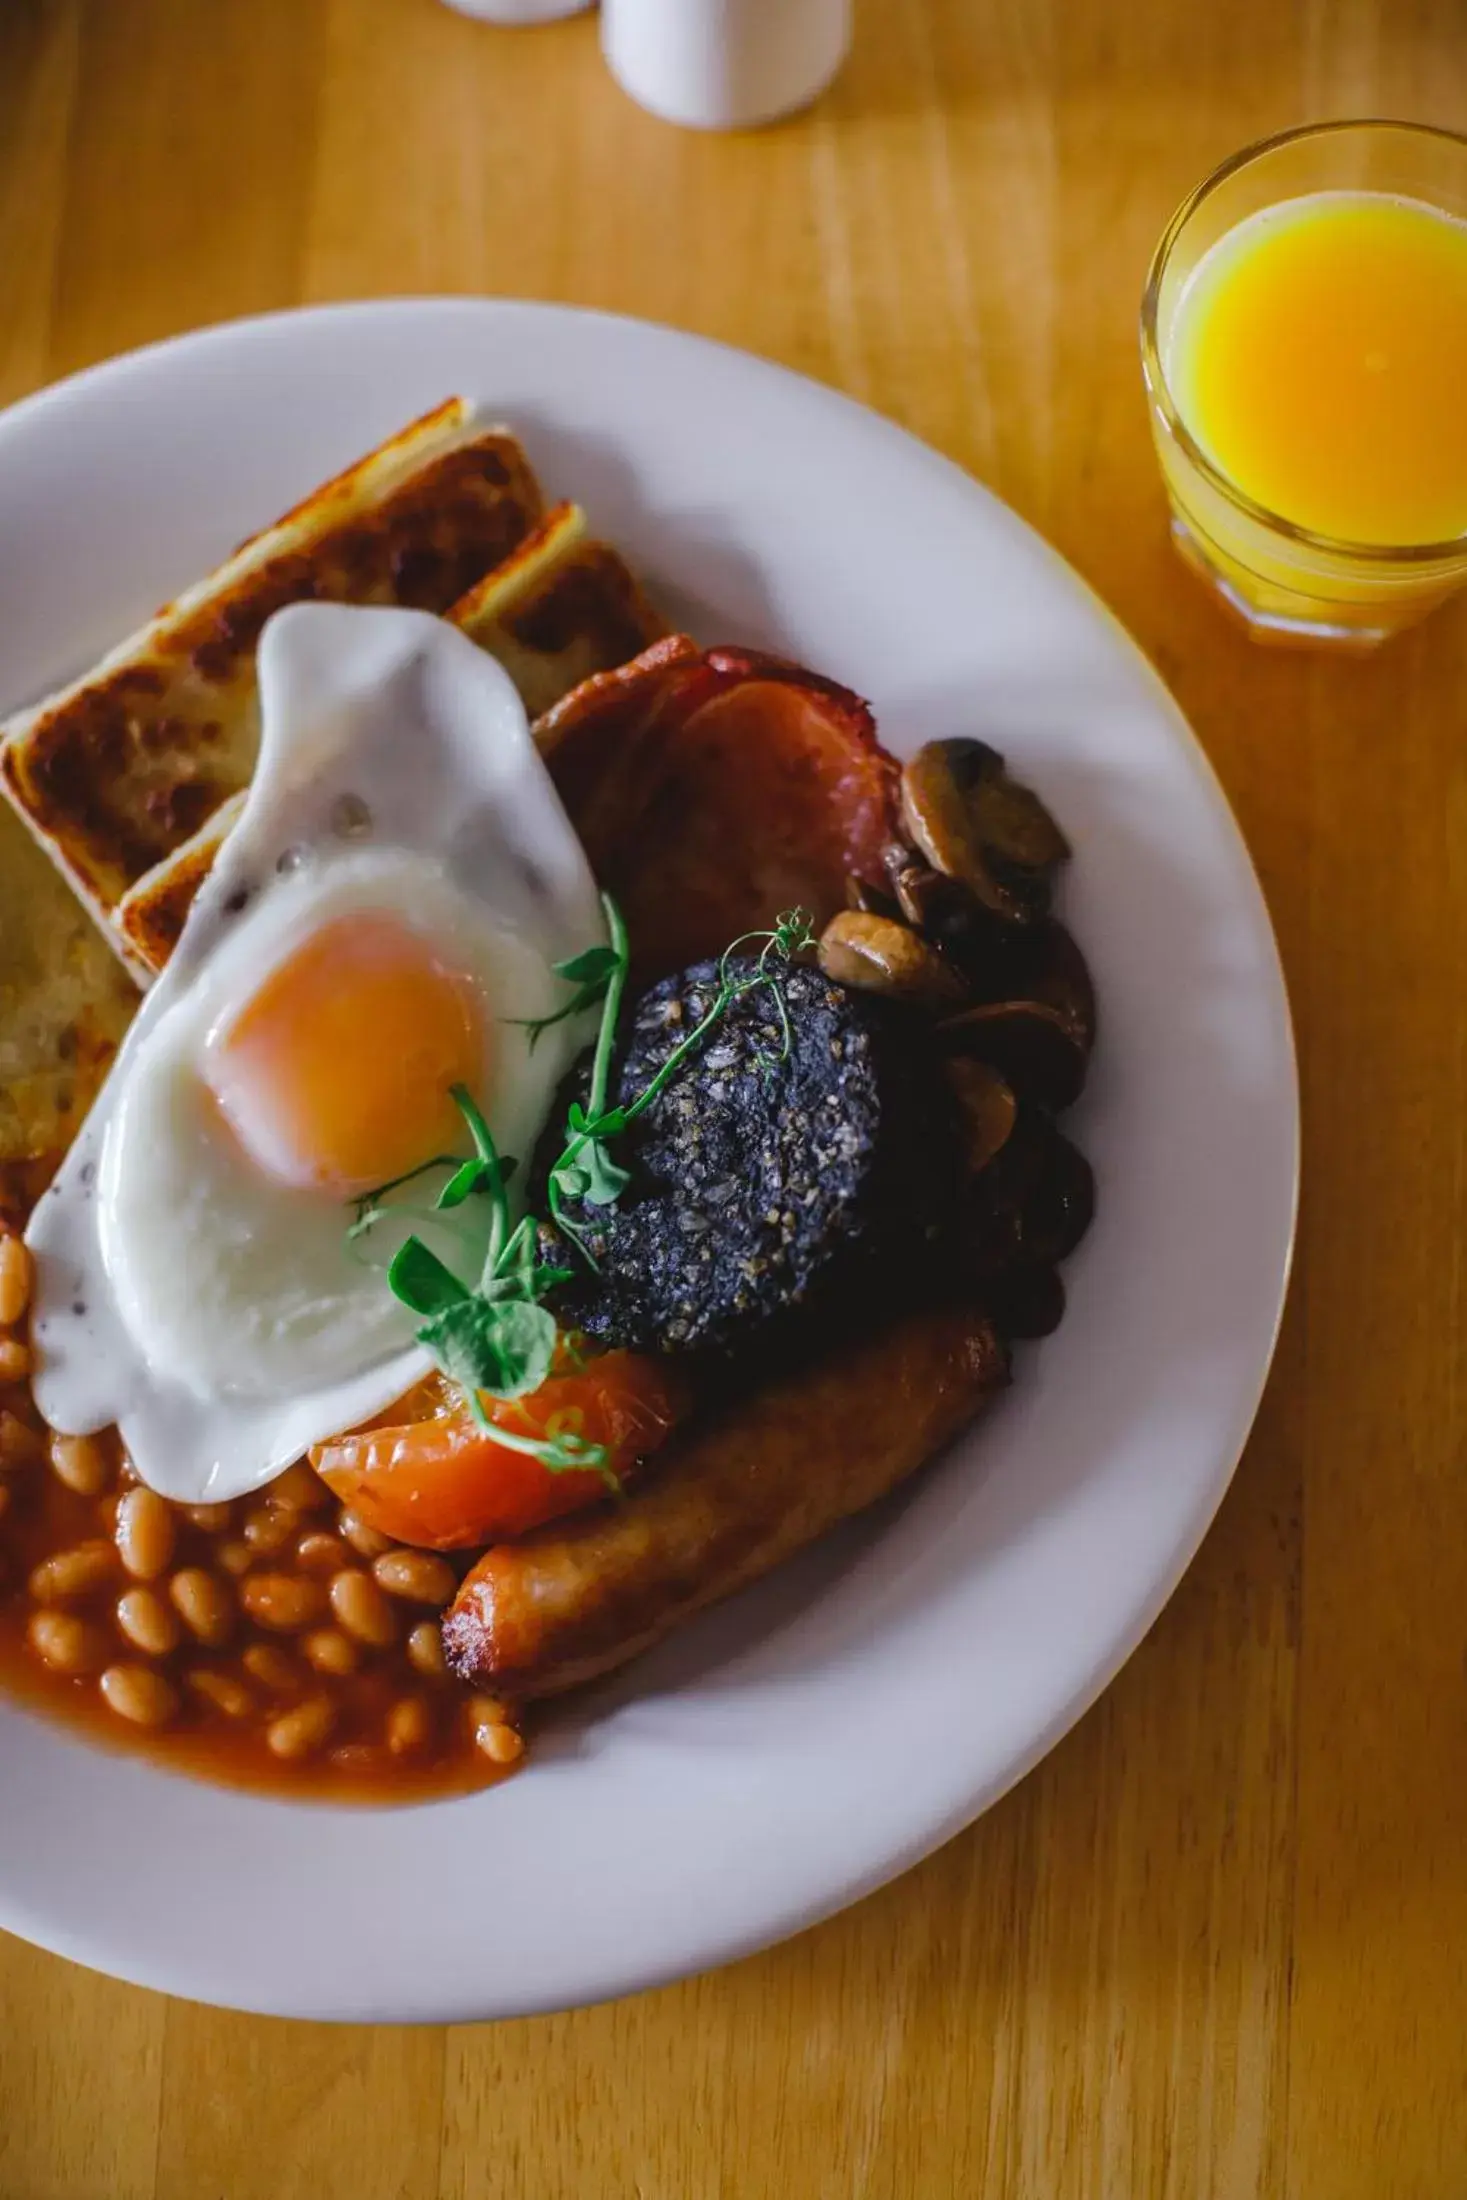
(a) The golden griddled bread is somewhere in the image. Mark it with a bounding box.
[2,402,666,981]
[113,793,249,979]
[0,401,668,1200]
[0,399,543,947]
[448,501,667,720]
[104,505,666,977]
[0,806,135,1227]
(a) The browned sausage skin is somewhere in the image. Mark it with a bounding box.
[443,1305,1007,1699]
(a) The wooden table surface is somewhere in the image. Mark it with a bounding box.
[3,2,1465,2194]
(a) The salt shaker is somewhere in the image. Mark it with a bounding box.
[439,0,592,23]
[602,0,852,131]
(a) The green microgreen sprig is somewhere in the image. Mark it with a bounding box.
[512,941,625,1048]
[349,897,817,1483]
[365,1083,604,1477]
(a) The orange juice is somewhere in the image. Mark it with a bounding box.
[1166,191,1467,547]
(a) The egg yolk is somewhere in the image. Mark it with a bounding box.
[203,913,487,1197]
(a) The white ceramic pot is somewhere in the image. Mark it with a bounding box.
[602,0,852,130]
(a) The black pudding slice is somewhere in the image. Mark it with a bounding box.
[532,958,958,1361]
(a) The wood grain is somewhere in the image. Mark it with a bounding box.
[3,1,1466,2193]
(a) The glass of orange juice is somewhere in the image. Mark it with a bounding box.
[1141,120,1467,647]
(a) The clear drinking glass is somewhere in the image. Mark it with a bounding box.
[1140,120,1467,648]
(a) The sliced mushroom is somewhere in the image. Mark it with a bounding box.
[951,1108,1093,1330]
[1012,1122,1094,1266]
[974,1111,1093,1255]
[818,910,968,1011]
[988,1265,1066,1340]
[954,1198,1021,1291]
[925,738,1068,855]
[952,917,1093,1045]
[845,871,901,921]
[938,1000,1088,1111]
[967,765,1070,872]
[885,851,996,951]
[944,1058,1019,1177]
[901,746,1029,921]
[952,1124,1030,1290]
[899,740,1067,928]
[1000,920,1095,1050]
[883,838,1096,1052]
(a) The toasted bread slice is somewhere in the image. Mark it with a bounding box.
[113,792,247,979]
[448,502,667,720]
[0,400,544,927]
[0,805,136,1225]
[110,504,666,979]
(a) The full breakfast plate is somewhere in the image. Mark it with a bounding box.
[0,300,1296,2021]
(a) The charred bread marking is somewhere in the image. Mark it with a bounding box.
[113,518,667,982]
[112,791,246,979]
[536,959,958,1360]
[0,401,542,932]
[17,489,668,984]
[448,502,668,721]
[218,395,473,572]
[443,1301,1008,1698]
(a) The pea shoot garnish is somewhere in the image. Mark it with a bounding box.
[349,897,816,1478]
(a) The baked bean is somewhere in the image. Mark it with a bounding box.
[182,1500,233,1533]
[267,1696,335,1760]
[303,1627,359,1677]
[168,1567,234,1647]
[0,1410,43,1470]
[116,1587,181,1658]
[295,1531,349,1575]
[372,1550,456,1605]
[48,1432,110,1498]
[406,1621,449,1682]
[115,1487,176,1581]
[29,1539,116,1602]
[338,1507,393,1559]
[239,1572,325,1633]
[267,1460,329,1514]
[328,1568,397,1647]
[242,1503,295,1556]
[1,1299,523,1786]
[0,1233,32,1325]
[100,1664,179,1727]
[28,1610,109,1677]
[386,1697,431,1755]
[242,1643,300,1693]
[185,1669,253,1720]
[474,1718,524,1767]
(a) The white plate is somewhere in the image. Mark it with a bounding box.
[0,302,1297,2022]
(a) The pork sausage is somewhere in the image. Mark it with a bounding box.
[443,1303,1006,1698]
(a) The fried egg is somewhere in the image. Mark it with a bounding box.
[27,604,604,1502]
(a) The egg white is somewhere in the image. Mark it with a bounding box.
[100,852,564,1401]
[28,604,605,1503]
